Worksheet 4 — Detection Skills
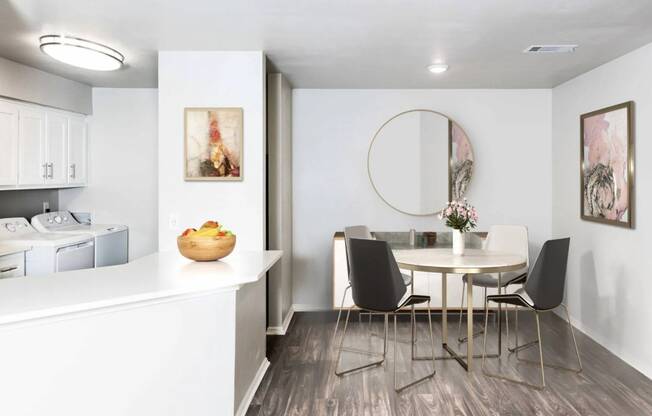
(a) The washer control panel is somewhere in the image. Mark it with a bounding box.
[0,218,33,238]
[32,211,79,231]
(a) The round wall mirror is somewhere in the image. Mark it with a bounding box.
[367,109,474,216]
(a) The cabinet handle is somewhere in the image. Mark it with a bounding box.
[47,163,53,179]
[42,164,47,179]
[0,266,18,273]
[70,163,76,179]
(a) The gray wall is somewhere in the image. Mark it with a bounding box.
[0,189,58,219]
[0,56,92,114]
[267,73,293,330]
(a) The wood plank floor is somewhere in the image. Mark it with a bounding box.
[247,311,652,415]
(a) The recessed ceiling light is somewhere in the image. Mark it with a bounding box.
[39,35,124,71]
[427,64,448,74]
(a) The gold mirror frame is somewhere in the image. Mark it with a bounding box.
[367,109,474,216]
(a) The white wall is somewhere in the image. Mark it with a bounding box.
[157,51,266,252]
[59,88,158,260]
[157,52,266,409]
[0,56,92,114]
[552,43,652,378]
[292,89,552,308]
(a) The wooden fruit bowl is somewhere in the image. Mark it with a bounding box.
[177,234,236,261]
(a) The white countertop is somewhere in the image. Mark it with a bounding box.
[0,250,282,326]
[0,244,31,257]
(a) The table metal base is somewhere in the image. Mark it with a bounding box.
[408,271,505,372]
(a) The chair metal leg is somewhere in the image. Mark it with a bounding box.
[394,302,436,393]
[508,305,539,354]
[457,281,465,342]
[505,301,510,350]
[482,307,545,390]
[332,285,351,344]
[562,304,583,373]
[514,307,582,374]
[335,307,386,376]
[535,313,546,388]
[508,305,541,354]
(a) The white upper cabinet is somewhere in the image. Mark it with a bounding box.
[9,99,88,190]
[68,116,87,185]
[45,112,69,185]
[18,107,46,186]
[0,101,18,185]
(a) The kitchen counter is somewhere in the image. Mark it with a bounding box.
[0,249,281,326]
[0,249,282,416]
[0,243,30,257]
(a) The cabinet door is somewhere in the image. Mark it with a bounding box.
[18,107,46,185]
[0,101,18,185]
[68,116,87,184]
[45,112,68,185]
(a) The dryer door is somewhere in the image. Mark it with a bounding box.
[56,241,95,272]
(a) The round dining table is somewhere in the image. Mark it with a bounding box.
[392,248,527,371]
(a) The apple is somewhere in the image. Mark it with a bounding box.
[201,220,219,229]
[181,228,196,237]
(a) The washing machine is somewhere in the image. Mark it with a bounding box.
[0,218,95,276]
[32,211,129,268]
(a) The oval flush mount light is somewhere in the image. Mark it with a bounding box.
[427,63,448,74]
[39,35,124,71]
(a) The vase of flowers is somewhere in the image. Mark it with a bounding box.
[439,199,478,256]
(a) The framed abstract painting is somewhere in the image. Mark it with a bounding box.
[580,101,634,228]
[184,107,243,181]
[449,120,474,201]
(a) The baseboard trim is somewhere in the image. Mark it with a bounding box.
[266,305,295,335]
[235,358,270,416]
[292,303,330,312]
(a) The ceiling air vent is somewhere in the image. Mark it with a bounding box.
[524,45,578,53]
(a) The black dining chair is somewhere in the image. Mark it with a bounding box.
[332,226,413,343]
[334,238,436,393]
[481,238,582,390]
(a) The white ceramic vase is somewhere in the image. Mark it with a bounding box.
[452,229,465,256]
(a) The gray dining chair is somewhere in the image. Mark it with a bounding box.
[481,238,582,390]
[457,225,529,345]
[332,226,413,343]
[335,238,436,393]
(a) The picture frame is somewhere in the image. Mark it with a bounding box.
[580,101,634,228]
[184,107,243,181]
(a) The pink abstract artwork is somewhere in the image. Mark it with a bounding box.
[581,102,633,227]
[450,122,474,201]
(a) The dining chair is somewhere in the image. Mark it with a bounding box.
[335,238,436,393]
[457,225,529,345]
[332,226,413,343]
[481,237,582,390]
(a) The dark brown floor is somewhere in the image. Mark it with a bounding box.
[247,311,652,415]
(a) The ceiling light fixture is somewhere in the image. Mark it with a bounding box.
[427,63,448,74]
[39,35,124,71]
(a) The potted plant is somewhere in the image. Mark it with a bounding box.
[439,200,478,255]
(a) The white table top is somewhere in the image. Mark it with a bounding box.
[393,248,526,274]
[0,250,282,326]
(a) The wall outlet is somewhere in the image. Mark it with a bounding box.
[169,213,179,230]
[42,201,50,213]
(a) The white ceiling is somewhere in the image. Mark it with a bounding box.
[2,0,652,88]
